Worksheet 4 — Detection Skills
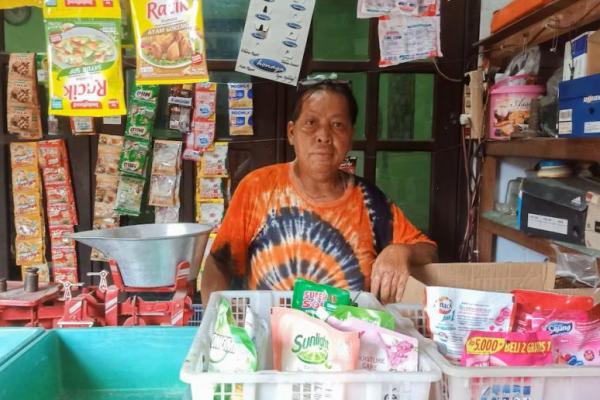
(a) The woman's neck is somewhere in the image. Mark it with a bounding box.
[292,161,347,202]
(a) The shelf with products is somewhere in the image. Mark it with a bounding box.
[485,137,600,161]
[476,0,600,63]
[480,210,600,260]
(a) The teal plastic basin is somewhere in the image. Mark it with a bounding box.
[0,327,196,400]
[0,328,43,366]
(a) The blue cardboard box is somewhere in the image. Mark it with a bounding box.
[558,73,600,137]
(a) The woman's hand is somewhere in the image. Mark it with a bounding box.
[370,243,438,304]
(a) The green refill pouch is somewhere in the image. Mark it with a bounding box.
[325,304,396,330]
[291,278,352,316]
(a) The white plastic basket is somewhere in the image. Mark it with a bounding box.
[386,303,600,400]
[181,290,441,400]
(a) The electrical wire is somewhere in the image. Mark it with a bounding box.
[432,57,464,82]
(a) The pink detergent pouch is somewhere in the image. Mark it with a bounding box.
[461,330,553,367]
[513,290,600,366]
[325,315,419,372]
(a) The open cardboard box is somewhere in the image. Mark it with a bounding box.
[401,261,600,304]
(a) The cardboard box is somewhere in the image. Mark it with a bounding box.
[401,261,556,304]
[517,178,600,244]
[558,73,600,137]
[585,191,600,249]
[563,31,598,81]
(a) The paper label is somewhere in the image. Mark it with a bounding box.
[527,213,568,235]
[559,109,572,122]
[103,116,122,125]
[558,121,573,135]
[584,121,600,134]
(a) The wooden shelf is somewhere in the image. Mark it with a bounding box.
[476,0,600,62]
[480,211,600,260]
[485,138,600,162]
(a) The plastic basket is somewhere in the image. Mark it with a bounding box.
[386,303,600,400]
[180,290,441,400]
[188,304,203,326]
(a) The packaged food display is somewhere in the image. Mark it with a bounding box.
[130,0,209,84]
[44,1,126,116]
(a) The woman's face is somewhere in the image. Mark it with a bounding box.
[287,90,354,180]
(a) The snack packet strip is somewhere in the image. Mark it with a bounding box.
[199,142,229,177]
[44,1,126,116]
[7,53,42,139]
[184,82,217,160]
[228,83,254,136]
[196,199,225,232]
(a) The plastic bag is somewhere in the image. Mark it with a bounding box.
[44,1,126,116]
[553,244,600,288]
[504,46,541,78]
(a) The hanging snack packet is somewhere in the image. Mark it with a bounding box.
[271,307,360,371]
[325,304,395,330]
[292,278,352,317]
[115,175,145,216]
[44,1,126,116]
[10,142,38,168]
[168,85,194,133]
[184,120,215,161]
[131,84,160,104]
[9,53,36,82]
[96,143,122,176]
[200,142,229,177]
[14,192,42,216]
[7,105,42,139]
[155,206,180,224]
[118,138,151,178]
[149,175,179,207]
[194,82,217,119]
[228,83,253,108]
[425,286,514,364]
[197,177,226,200]
[7,53,41,140]
[196,200,225,230]
[130,0,209,84]
[16,238,45,265]
[94,174,119,217]
[125,100,157,141]
[12,167,42,193]
[324,314,418,372]
[462,330,553,367]
[152,140,182,176]
[513,290,600,366]
[208,298,257,399]
[229,109,254,136]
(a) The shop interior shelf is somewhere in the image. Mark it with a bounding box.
[476,0,600,61]
[481,210,600,259]
[485,137,600,162]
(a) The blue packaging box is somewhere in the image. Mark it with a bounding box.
[558,73,600,137]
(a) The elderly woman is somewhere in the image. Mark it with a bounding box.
[201,80,438,305]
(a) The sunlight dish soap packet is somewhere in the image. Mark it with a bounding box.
[271,307,359,372]
[292,278,352,316]
[324,314,418,372]
[425,287,514,364]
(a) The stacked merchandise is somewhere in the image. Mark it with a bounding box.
[91,134,124,261]
[184,82,217,161]
[38,140,78,284]
[115,85,159,217]
[149,140,183,223]
[7,53,42,139]
[10,142,47,281]
[228,83,254,136]
[195,142,229,233]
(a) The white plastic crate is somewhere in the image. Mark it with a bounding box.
[181,290,441,400]
[386,303,600,400]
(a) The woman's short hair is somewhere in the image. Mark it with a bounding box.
[292,80,358,126]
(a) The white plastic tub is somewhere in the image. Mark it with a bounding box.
[181,290,441,400]
[386,303,600,400]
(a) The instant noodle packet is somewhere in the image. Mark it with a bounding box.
[513,290,600,366]
[425,286,514,364]
[292,278,352,317]
[461,330,553,367]
[323,314,418,372]
[44,1,126,117]
[271,307,359,372]
[131,0,209,84]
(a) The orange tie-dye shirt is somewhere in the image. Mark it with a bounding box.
[210,163,435,291]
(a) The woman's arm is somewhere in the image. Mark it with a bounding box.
[200,255,231,306]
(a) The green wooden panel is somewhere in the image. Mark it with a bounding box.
[203,0,250,60]
[4,7,46,53]
[376,152,431,231]
[313,0,369,61]
[348,150,364,177]
[378,74,434,141]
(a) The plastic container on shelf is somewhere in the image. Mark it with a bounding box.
[0,326,197,400]
[490,0,552,33]
[386,303,600,400]
[180,290,441,400]
[488,83,545,140]
[0,328,43,366]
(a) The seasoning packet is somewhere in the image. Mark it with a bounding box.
[118,138,151,178]
[16,238,45,265]
[51,247,78,269]
[292,278,352,317]
[38,139,65,168]
[93,216,120,231]
[155,206,180,224]
[53,267,78,285]
[197,177,226,200]
[130,0,209,84]
[12,167,42,193]
[228,83,253,109]
[44,1,126,116]
[200,142,229,177]
[50,226,75,250]
[99,133,125,147]
[47,203,75,227]
[426,286,514,364]
[152,140,182,176]
[7,79,37,105]
[196,200,225,229]
[115,175,146,216]
[70,117,96,135]
[462,330,553,367]
[271,307,360,372]
[15,214,44,239]
[10,142,38,168]
[14,192,42,216]
[149,175,179,207]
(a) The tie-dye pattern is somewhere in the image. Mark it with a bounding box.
[210,163,434,291]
